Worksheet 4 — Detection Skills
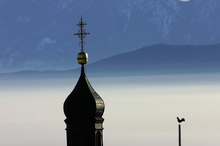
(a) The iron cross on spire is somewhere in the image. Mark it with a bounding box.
[74,17,90,52]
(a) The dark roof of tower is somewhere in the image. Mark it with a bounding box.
[63,65,104,121]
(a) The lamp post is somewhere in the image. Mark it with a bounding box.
[177,117,185,146]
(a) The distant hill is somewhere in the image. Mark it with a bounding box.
[86,44,220,75]
[1,44,220,79]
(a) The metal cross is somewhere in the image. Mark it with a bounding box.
[74,17,90,52]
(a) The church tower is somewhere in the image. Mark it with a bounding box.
[63,17,105,146]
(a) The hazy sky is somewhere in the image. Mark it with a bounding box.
[1,73,220,146]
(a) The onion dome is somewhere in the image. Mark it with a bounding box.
[63,65,105,121]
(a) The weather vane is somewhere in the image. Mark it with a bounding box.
[74,17,90,52]
[177,117,185,146]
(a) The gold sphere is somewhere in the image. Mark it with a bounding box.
[77,52,88,64]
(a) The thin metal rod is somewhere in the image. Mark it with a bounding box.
[179,124,181,146]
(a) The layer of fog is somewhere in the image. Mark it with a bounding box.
[1,73,220,146]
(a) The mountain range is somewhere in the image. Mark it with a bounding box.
[87,43,220,75]
[1,0,220,72]
[1,43,220,79]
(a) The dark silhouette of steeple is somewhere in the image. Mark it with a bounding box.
[63,17,105,146]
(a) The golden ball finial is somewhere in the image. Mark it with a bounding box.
[77,52,88,64]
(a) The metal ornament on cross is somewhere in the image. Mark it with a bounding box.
[74,17,90,52]
[74,17,89,65]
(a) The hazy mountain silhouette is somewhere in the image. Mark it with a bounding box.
[1,44,220,79]
[86,44,220,75]
[1,0,220,72]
